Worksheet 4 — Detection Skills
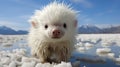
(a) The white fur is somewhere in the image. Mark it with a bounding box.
[28,2,77,63]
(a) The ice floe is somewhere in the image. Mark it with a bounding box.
[0,34,120,67]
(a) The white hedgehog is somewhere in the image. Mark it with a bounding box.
[28,2,78,63]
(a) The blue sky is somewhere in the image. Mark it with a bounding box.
[0,0,120,30]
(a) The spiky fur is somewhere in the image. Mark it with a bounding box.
[28,2,77,63]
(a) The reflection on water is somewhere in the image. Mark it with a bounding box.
[0,34,120,67]
[72,52,120,67]
[74,34,120,67]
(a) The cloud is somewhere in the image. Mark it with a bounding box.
[72,0,93,8]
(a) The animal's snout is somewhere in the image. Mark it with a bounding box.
[53,30,61,36]
[51,29,64,39]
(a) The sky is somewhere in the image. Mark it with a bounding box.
[0,0,120,30]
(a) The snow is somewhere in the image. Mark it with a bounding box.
[9,61,17,67]
[107,53,115,59]
[0,49,72,67]
[84,43,94,47]
[75,34,120,65]
[0,34,120,66]
[115,58,120,65]
[0,35,73,67]
[96,48,111,54]
[77,47,85,52]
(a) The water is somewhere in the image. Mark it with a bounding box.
[0,34,120,67]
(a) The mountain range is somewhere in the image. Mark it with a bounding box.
[0,25,120,35]
[0,26,28,35]
[78,25,120,34]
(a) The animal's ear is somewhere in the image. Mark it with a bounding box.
[74,20,77,27]
[31,21,38,28]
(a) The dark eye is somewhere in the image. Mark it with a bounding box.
[45,24,48,29]
[63,23,67,28]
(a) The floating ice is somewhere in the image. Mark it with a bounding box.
[84,43,94,50]
[54,62,72,67]
[96,48,112,57]
[35,63,52,67]
[85,43,94,47]
[96,48,111,54]
[9,61,17,67]
[12,48,27,56]
[1,57,11,65]
[0,34,120,66]
[2,42,13,47]
[115,58,120,65]
[21,61,36,67]
[0,48,73,67]
[107,53,115,59]
[76,47,86,52]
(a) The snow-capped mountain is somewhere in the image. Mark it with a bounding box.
[0,25,120,34]
[78,25,102,34]
[0,26,28,35]
[78,25,120,34]
[102,26,120,33]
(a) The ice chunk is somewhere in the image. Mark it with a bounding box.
[107,53,115,59]
[2,42,13,47]
[96,48,111,54]
[13,49,27,56]
[35,62,72,67]
[22,57,31,63]
[55,62,72,67]
[21,61,36,67]
[115,58,120,65]
[9,61,16,67]
[85,43,94,47]
[35,63,52,67]
[85,43,94,50]
[1,57,11,65]
[76,47,85,52]
[0,62,3,67]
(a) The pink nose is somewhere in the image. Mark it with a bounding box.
[52,30,61,37]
